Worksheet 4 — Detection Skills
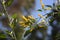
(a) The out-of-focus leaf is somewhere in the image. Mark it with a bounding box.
[45,5,52,8]
[9,22,14,28]
[0,13,2,16]
[24,30,31,37]
[58,12,60,16]
[6,30,11,35]
[0,33,6,38]
[56,32,60,40]
[6,30,14,38]
[11,14,17,19]
[45,7,51,10]
[57,5,60,8]
[5,0,13,7]
[46,12,53,17]
[52,9,58,12]
[49,18,54,23]
[57,5,60,10]
[37,9,42,12]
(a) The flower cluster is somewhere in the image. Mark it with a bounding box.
[19,16,35,27]
[19,13,47,32]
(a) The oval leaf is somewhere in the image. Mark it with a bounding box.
[45,5,52,8]
[5,0,13,7]
[37,9,42,12]
[0,33,6,38]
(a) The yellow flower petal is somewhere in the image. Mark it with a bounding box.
[19,21,29,27]
[19,21,24,24]
[39,26,43,28]
[42,3,45,9]
[20,23,26,27]
[28,16,32,18]
[28,16,35,19]
[22,16,28,22]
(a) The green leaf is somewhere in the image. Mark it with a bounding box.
[9,22,14,28]
[0,13,2,16]
[5,0,13,7]
[6,30,11,34]
[6,30,13,38]
[47,12,53,17]
[57,5,60,10]
[0,33,6,38]
[37,9,42,12]
[11,14,17,19]
[45,5,52,8]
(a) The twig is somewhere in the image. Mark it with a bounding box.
[1,0,17,40]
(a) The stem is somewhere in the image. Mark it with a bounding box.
[1,0,17,40]
[12,29,17,40]
[1,0,9,19]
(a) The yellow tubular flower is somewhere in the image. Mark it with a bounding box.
[22,16,28,22]
[39,26,44,28]
[19,21,25,27]
[22,24,27,27]
[28,16,35,19]
[42,3,45,9]
[28,16,32,18]
[19,21,29,27]
[19,22,27,27]
[40,0,45,9]
[19,21,24,24]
